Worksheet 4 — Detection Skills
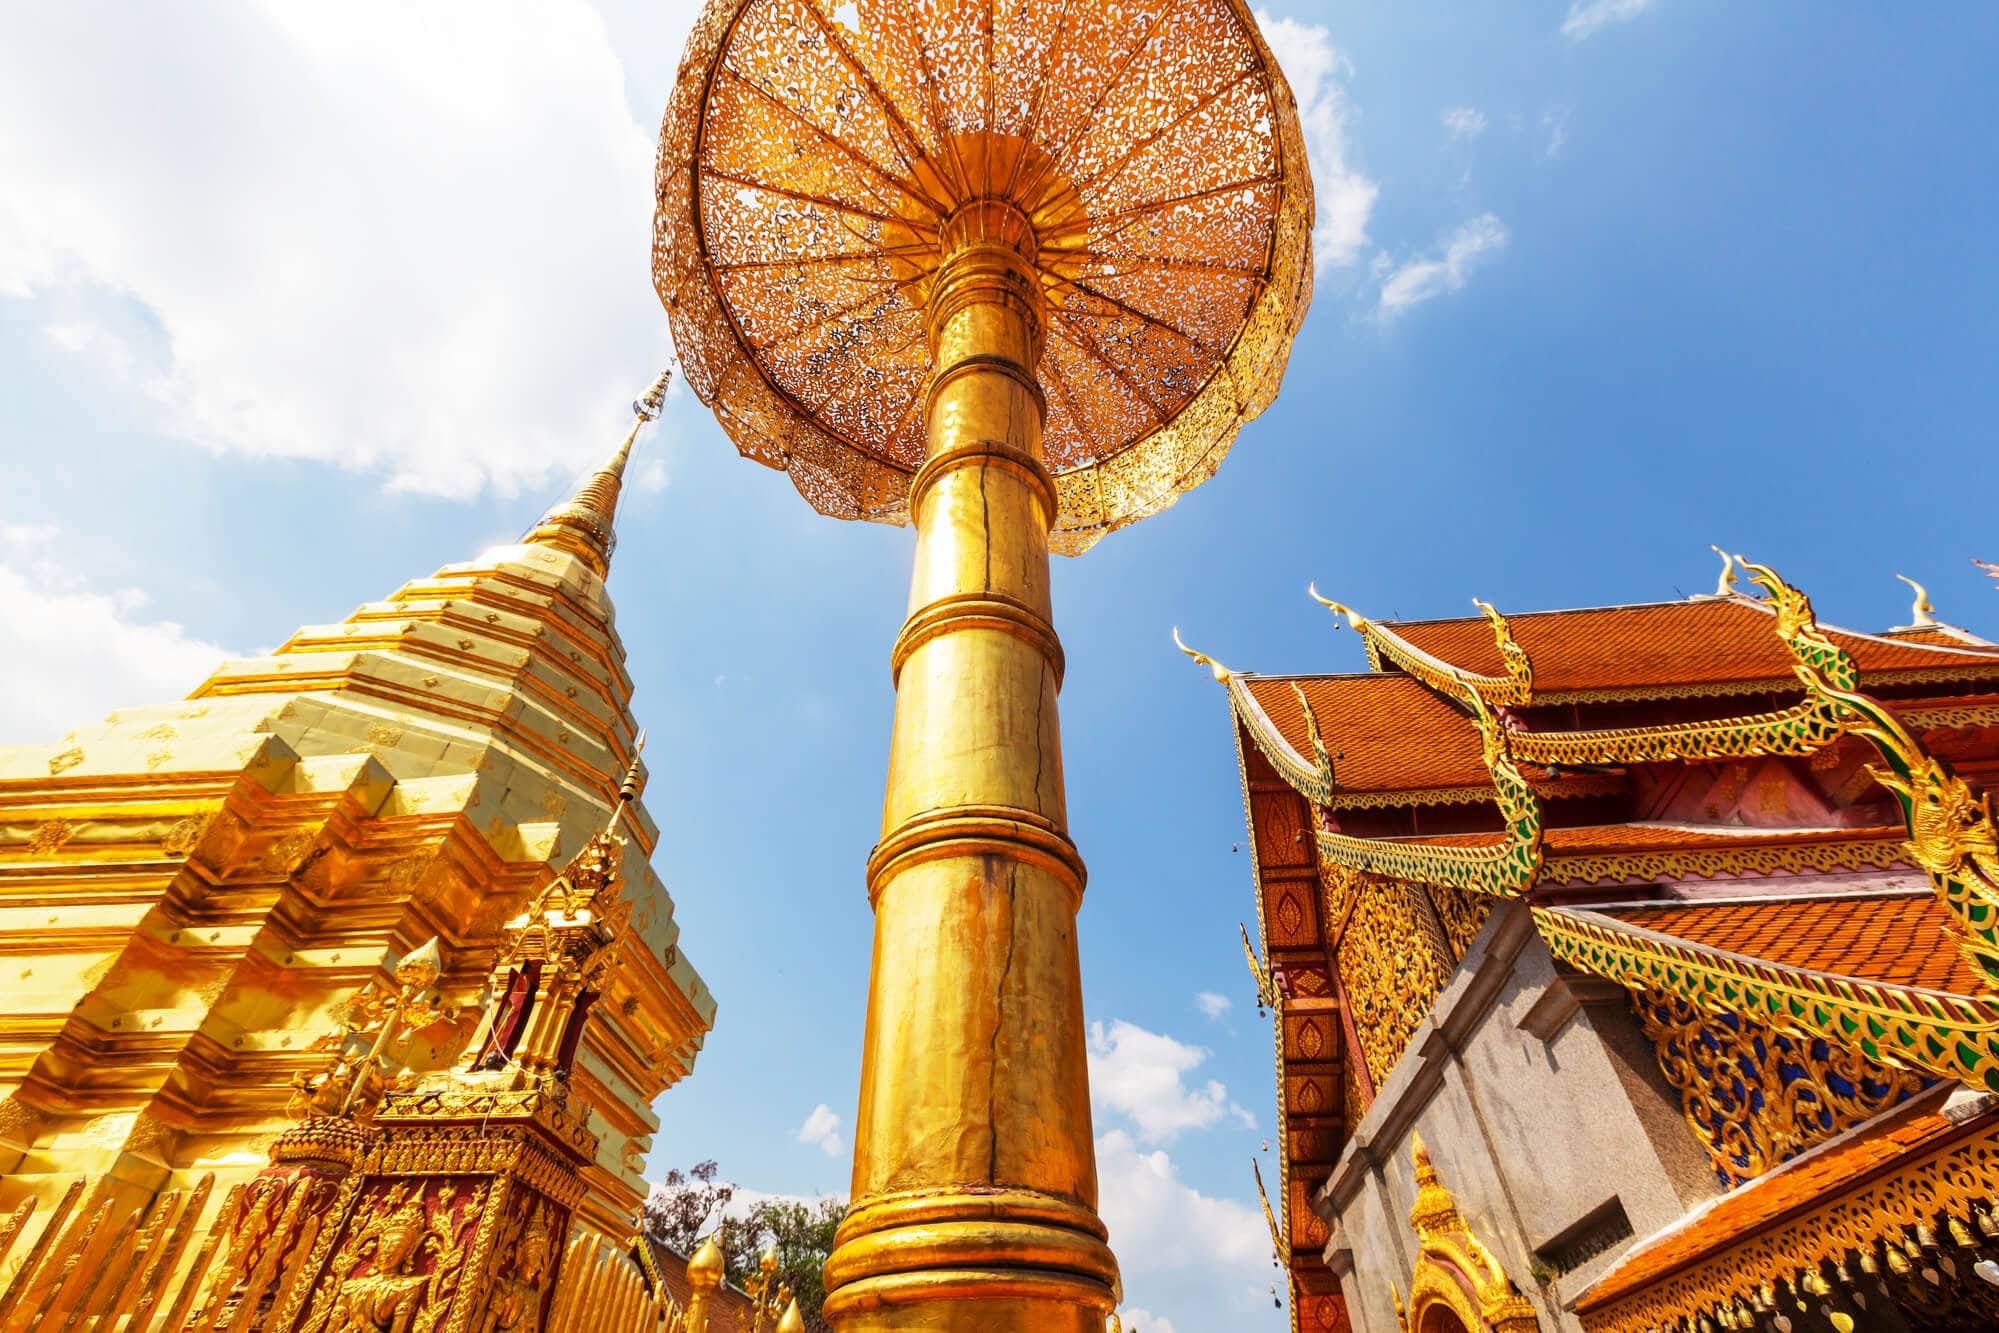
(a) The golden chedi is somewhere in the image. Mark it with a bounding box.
[654,0,1315,1327]
[0,375,715,1325]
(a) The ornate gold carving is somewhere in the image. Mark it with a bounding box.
[1404,1137,1540,1333]
[292,939,456,1121]
[261,830,318,876]
[1538,832,1910,889]
[1337,881,1451,1087]
[1426,885,1491,962]
[1322,772,1628,811]
[656,0,1314,552]
[1577,1111,1999,1333]
[1903,700,1999,729]
[28,819,75,854]
[47,746,83,776]
[297,1180,485,1333]
[1632,987,1932,1186]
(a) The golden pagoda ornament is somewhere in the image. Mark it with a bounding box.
[0,373,717,1332]
[654,3,1315,1327]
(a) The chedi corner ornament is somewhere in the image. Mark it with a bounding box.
[258,786,646,1333]
[654,0,1315,1325]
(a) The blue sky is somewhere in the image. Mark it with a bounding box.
[3,3,1995,1329]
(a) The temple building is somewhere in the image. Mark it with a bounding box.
[0,379,769,1329]
[1187,554,1999,1333]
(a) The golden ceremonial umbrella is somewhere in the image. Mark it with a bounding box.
[654,0,1313,1326]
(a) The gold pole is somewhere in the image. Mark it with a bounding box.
[822,198,1116,1330]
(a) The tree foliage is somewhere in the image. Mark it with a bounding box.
[644,1162,846,1333]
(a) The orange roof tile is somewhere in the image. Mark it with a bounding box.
[1576,1089,1965,1312]
[1240,673,1491,793]
[1602,893,1976,993]
[1380,598,1999,699]
[1880,624,1996,647]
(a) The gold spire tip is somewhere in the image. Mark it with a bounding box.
[1172,627,1231,682]
[1307,583,1366,631]
[634,366,672,424]
[1895,573,1938,626]
[1708,545,1738,598]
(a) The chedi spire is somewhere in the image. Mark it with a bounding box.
[527,367,671,577]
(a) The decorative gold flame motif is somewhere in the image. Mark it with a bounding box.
[654,0,1315,552]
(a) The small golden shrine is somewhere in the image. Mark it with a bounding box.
[0,377,732,1330]
[1186,554,1999,1333]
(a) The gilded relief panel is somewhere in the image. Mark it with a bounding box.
[1426,884,1492,962]
[1335,881,1450,1088]
[1632,988,1934,1186]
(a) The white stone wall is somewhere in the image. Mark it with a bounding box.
[1315,902,1719,1333]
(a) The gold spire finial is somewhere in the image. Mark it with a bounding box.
[776,1298,806,1333]
[1172,627,1231,683]
[1895,574,1939,627]
[1307,583,1369,632]
[688,1231,725,1290]
[1709,545,1738,598]
[527,368,673,577]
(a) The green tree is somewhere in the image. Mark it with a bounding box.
[645,1164,847,1333]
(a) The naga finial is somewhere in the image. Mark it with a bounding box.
[1252,1157,1286,1262]
[1709,545,1738,597]
[1895,574,1939,627]
[1307,583,1369,632]
[1734,554,1815,640]
[1172,627,1232,683]
[1977,558,1998,586]
[1241,923,1276,1008]
[1472,598,1533,700]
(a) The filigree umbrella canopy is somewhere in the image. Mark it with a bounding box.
[654,0,1315,554]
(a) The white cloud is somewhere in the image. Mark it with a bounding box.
[1193,992,1233,1022]
[0,3,678,501]
[1118,1309,1178,1333]
[1088,1020,1254,1144]
[795,1104,845,1158]
[1378,213,1510,314]
[1540,107,1573,160]
[1255,12,1380,268]
[0,525,231,744]
[1441,107,1488,143]
[1562,0,1656,41]
[1096,1130,1272,1318]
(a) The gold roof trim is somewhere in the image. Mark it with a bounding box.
[1536,831,1910,888]
[1573,1092,1991,1333]
[1309,584,1532,707]
[1535,902,1999,1094]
